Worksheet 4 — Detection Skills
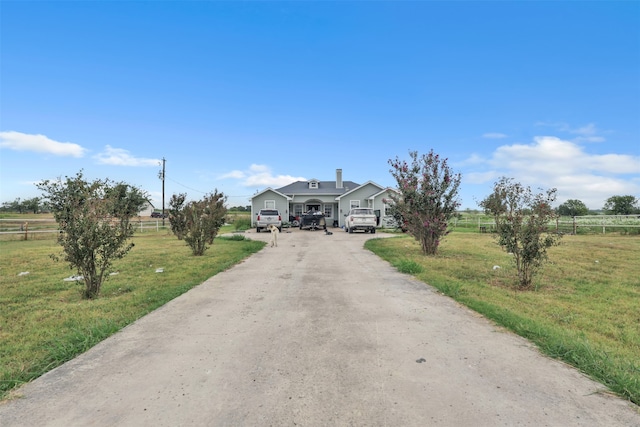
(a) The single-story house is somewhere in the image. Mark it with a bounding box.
[249,169,399,228]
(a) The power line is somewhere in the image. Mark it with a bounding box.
[166,177,207,194]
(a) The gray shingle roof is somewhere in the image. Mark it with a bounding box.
[276,180,361,196]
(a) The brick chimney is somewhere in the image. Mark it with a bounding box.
[336,169,343,189]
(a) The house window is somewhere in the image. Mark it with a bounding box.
[294,204,303,216]
[350,200,360,209]
[324,204,333,218]
[309,181,318,189]
[265,200,276,209]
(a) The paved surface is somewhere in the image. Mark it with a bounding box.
[1,228,639,426]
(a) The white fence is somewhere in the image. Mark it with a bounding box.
[454,214,640,234]
[0,218,170,238]
[559,215,640,234]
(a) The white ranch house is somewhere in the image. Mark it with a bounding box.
[250,169,398,228]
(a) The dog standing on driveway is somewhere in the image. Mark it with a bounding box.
[267,224,279,247]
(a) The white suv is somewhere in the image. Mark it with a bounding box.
[344,208,377,233]
[256,209,282,232]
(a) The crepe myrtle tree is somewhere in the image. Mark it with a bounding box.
[480,177,562,289]
[37,171,148,299]
[168,190,227,256]
[388,149,462,255]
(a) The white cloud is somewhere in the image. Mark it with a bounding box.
[221,164,306,188]
[569,123,597,136]
[491,136,639,175]
[93,145,161,167]
[0,130,87,157]
[219,170,246,179]
[569,124,605,142]
[454,153,486,168]
[482,132,508,139]
[492,136,583,175]
[464,171,498,184]
[535,122,606,143]
[249,164,270,173]
[479,136,640,209]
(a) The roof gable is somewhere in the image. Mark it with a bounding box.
[249,187,292,201]
[370,187,400,199]
[335,181,385,199]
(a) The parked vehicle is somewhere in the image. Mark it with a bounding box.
[299,210,326,230]
[344,208,377,233]
[256,209,282,232]
[150,211,167,218]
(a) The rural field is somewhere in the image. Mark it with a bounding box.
[1,223,638,406]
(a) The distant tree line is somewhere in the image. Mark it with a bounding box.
[555,195,639,216]
[0,198,252,214]
[0,197,49,214]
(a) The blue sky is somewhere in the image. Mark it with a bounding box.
[1,1,639,211]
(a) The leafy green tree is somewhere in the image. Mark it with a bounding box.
[557,199,589,217]
[37,171,148,299]
[603,195,639,215]
[22,197,42,214]
[480,177,562,289]
[1,198,24,213]
[1,197,46,213]
[168,190,227,256]
[388,149,462,255]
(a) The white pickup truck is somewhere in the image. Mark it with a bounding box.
[256,209,282,232]
[344,208,377,233]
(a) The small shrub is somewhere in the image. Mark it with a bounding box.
[394,259,423,275]
[234,217,252,231]
[479,177,562,289]
[218,234,246,241]
[168,190,227,256]
[439,282,465,298]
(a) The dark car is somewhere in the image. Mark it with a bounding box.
[151,212,167,218]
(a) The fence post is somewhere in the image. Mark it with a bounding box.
[573,216,577,235]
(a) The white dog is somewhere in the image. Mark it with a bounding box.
[267,224,280,247]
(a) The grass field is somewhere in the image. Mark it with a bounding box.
[0,227,264,399]
[365,231,640,405]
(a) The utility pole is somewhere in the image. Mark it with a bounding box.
[159,157,166,227]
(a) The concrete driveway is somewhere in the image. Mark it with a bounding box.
[1,227,639,426]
